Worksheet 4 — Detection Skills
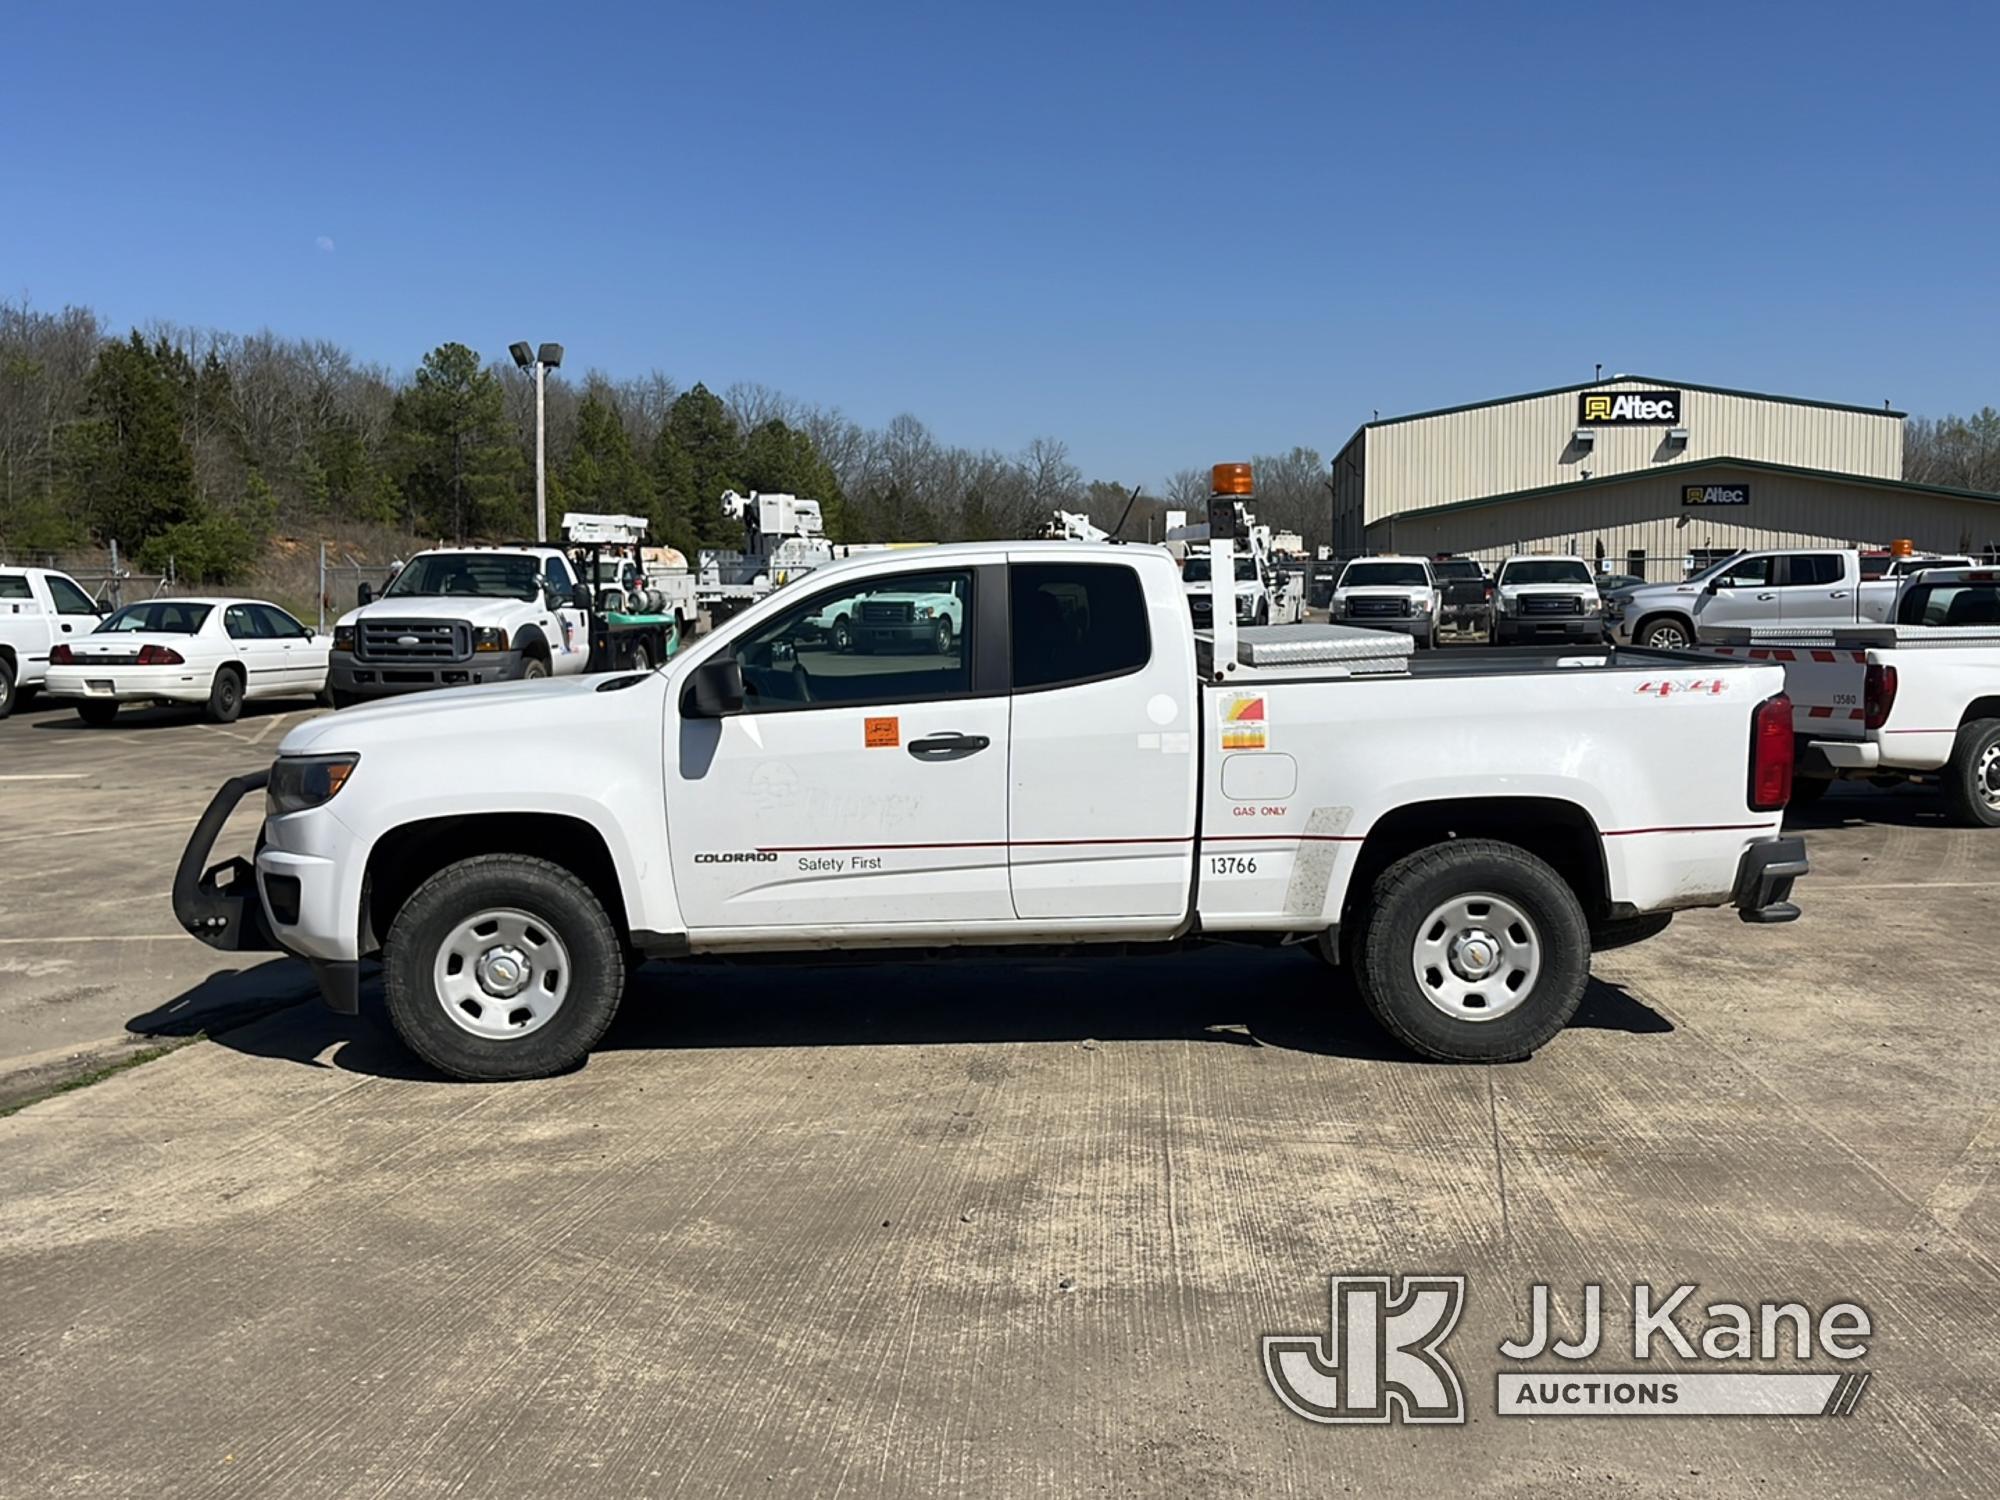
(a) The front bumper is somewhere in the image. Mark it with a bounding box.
[1732,836,1809,924]
[854,622,942,652]
[174,773,361,1013]
[331,648,528,697]
[1493,615,1606,644]
[1330,613,1430,637]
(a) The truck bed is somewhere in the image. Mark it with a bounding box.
[1199,623,1722,684]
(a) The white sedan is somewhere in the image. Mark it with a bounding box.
[44,597,332,726]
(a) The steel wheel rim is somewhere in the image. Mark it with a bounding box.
[1979,742,2000,810]
[1411,891,1541,1022]
[433,907,571,1040]
[1651,623,1687,648]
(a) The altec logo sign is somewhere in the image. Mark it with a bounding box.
[1684,483,1750,507]
[1579,389,1683,425]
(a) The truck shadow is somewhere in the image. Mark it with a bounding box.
[1784,782,1955,830]
[148,949,1672,1081]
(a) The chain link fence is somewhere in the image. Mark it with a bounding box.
[314,545,402,632]
[0,543,187,607]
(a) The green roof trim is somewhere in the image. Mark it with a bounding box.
[1339,376,1906,457]
[1371,456,2000,525]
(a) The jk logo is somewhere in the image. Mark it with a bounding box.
[1263,1275,1467,1424]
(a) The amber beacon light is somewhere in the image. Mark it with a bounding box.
[1211,462,1254,496]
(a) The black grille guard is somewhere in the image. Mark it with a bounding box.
[172,771,281,953]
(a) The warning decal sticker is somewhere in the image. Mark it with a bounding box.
[1220,693,1268,751]
[865,716,900,748]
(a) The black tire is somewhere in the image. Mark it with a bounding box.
[522,656,550,681]
[0,656,14,719]
[628,641,652,673]
[1941,718,2000,828]
[315,683,336,709]
[383,854,626,1081]
[831,615,853,653]
[76,698,119,727]
[1637,616,1694,651]
[330,687,362,710]
[934,617,954,655]
[204,668,243,724]
[1353,839,1590,1062]
[1788,775,1832,808]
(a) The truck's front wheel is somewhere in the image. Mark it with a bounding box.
[384,854,626,1080]
[1353,839,1589,1062]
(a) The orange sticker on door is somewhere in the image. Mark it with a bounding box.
[1220,693,1267,750]
[865,716,900,748]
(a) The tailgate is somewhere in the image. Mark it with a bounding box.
[1700,641,1867,738]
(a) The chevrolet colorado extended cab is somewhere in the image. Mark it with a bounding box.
[0,565,104,716]
[176,529,1807,1081]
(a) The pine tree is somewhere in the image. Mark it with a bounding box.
[651,383,743,552]
[63,331,199,547]
[390,343,523,540]
[740,418,845,539]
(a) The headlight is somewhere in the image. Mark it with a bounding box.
[1497,595,1516,615]
[1237,595,1258,619]
[332,625,356,652]
[267,754,359,816]
[917,605,935,619]
[473,627,510,653]
[1413,596,1433,613]
[1582,594,1604,615]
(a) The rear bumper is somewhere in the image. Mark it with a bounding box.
[44,665,211,703]
[1732,836,1809,924]
[331,649,527,697]
[1801,738,1880,774]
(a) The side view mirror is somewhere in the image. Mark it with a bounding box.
[687,657,745,717]
[357,582,374,606]
[1703,579,1722,595]
[571,583,593,611]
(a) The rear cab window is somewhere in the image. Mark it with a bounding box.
[0,575,31,602]
[1010,562,1150,690]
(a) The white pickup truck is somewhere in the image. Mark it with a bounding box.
[1490,555,1606,647]
[174,529,1808,1081]
[0,565,105,717]
[1698,567,2000,824]
[1328,557,1441,646]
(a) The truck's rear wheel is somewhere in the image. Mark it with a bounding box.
[1353,839,1589,1062]
[384,854,626,1080]
[1788,775,1832,808]
[1941,718,2000,828]
[0,657,15,719]
[627,640,652,672]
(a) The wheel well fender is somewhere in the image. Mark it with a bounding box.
[514,626,550,662]
[1632,609,1694,640]
[1958,697,2000,728]
[361,812,628,956]
[1345,797,1608,925]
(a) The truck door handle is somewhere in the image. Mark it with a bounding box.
[1756,593,1776,601]
[1829,590,1850,598]
[908,732,990,760]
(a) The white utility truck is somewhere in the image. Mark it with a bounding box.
[0,565,105,717]
[1328,556,1442,646]
[1489,555,1606,647]
[696,490,834,624]
[1173,511,1306,630]
[327,534,680,706]
[175,464,1807,1081]
[1698,566,2000,824]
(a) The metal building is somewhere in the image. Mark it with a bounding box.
[1331,376,2000,577]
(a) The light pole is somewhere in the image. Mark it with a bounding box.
[509,341,564,542]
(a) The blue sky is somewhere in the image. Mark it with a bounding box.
[4,0,1995,483]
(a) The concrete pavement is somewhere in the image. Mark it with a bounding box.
[1,767,1998,1495]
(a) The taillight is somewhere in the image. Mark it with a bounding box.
[49,644,73,665]
[136,644,185,666]
[1863,663,1897,730]
[1483,582,1494,600]
[1750,693,1794,812]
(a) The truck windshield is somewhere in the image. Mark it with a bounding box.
[1182,557,1259,583]
[1500,560,1592,586]
[99,601,214,633]
[384,554,541,600]
[1340,562,1428,587]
